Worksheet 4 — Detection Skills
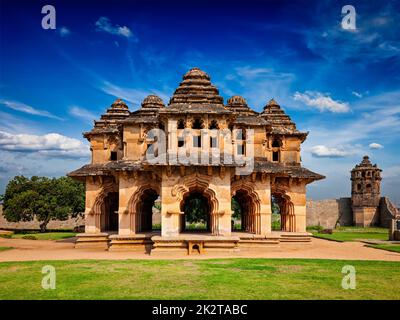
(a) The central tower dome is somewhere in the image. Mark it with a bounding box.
[168,67,224,106]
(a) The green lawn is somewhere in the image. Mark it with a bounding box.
[0,258,399,299]
[10,232,77,241]
[0,247,13,251]
[368,244,400,253]
[312,227,388,242]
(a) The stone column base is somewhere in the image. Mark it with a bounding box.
[108,234,153,253]
[74,233,110,250]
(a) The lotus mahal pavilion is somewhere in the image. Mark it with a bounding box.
[68,68,325,254]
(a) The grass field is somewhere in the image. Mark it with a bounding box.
[0,247,13,251]
[367,244,400,253]
[0,258,399,300]
[311,227,388,242]
[3,232,77,241]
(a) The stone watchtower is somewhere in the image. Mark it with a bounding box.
[351,155,382,226]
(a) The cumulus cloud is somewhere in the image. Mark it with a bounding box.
[310,145,355,158]
[59,26,70,37]
[69,105,97,123]
[95,17,134,39]
[0,99,63,120]
[0,131,89,158]
[369,142,384,149]
[293,91,350,113]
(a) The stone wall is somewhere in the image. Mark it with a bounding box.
[379,197,400,228]
[306,198,352,229]
[306,197,400,229]
[0,205,84,230]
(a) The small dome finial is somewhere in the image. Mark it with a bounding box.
[141,94,165,108]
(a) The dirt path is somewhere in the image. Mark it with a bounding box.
[0,237,399,262]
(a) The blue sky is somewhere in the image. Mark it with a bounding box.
[0,0,399,204]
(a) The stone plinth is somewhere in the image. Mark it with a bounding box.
[108,233,153,252]
[75,233,109,250]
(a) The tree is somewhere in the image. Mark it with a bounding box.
[183,194,209,224]
[2,176,85,232]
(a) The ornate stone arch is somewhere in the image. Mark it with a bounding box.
[231,179,262,233]
[171,172,221,234]
[126,183,161,233]
[87,177,118,233]
[91,179,117,216]
[271,183,295,232]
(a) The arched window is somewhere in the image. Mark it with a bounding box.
[272,138,281,148]
[110,151,117,161]
[177,119,185,129]
[357,183,361,191]
[366,183,372,192]
[272,138,281,162]
[209,120,219,129]
[192,118,204,129]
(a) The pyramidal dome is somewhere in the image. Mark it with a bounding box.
[168,67,224,107]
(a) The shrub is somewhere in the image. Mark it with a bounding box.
[22,235,38,240]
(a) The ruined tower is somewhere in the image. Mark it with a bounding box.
[351,155,382,226]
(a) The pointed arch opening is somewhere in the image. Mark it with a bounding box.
[135,188,159,232]
[271,191,295,232]
[231,189,257,233]
[180,190,211,232]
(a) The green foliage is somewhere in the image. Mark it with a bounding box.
[271,200,281,214]
[231,198,241,220]
[312,227,389,242]
[368,244,400,253]
[11,232,76,240]
[2,175,85,232]
[307,225,324,232]
[271,213,281,231]
[21,235,38,240]
[183,194,209,224]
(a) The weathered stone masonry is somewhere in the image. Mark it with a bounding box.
[68,68,325,252]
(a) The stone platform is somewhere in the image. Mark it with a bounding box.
[75,231,312,254]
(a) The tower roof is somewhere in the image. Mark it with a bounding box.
[141,95,165,110]
[100,98,130,119]
[165,67,230,114]
[226,95,256,115]
[260,99,299,132]
[352,155,381,171]
[99,98,130,121]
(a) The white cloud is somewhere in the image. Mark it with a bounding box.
[95,17,134,39]
[310,145,356,158]
[222,64,295,109]
[100,81,168,107]
[0,99,63,120]
[59,26,70,37]
[293,91,350,113]
[0,131,89,158]
[352,91,363,98]
[369,142,384,149]
[69,105,97,123]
